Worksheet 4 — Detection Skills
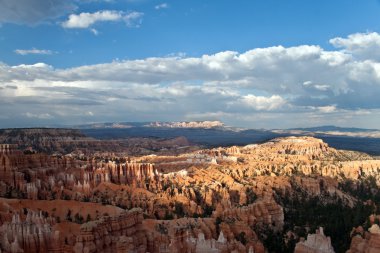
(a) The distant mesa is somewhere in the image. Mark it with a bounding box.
[75,122,135,129]
[61,121,380,140]
[90,123,134,129]
[289,125,380,133]
[74,120,225,129]
[273,125,380,138]
[145,120,225,129]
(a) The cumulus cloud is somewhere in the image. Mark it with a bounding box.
[62,10,143,29]
[229,95,287,111]
[0,0,76,25]
[2,32,380,128]
[14,48,54,55]
[330,32,380,61]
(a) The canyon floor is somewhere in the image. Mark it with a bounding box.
[0,129,380,253]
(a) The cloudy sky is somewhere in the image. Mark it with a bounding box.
[1,0,380,129]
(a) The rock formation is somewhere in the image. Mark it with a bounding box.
[0,136,379,253]
[73,209,147,253]
[0,210,61,253]
[346,224,380,253]
[294,227,335,253]
[146,121,224,128]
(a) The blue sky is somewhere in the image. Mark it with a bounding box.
[1,0,380,128]
[3,0,380,67]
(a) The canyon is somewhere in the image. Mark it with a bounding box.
[0,132,380,253]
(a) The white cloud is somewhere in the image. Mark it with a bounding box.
[303,81,312,86]
[317,105,337,113]
[231,94,287,111]
[3,32,380,128]
[14,48,54,55]
[330,32,380,61]
[155,3,169,10]
[62,10,143,29]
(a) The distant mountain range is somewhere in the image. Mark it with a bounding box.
[1,122,380,155]
[73,121,224,129]
[72,121,380,137]
[288,125,379,133]
[145,120,225,129]
[272,125,380,138]
[73,122,146,129]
